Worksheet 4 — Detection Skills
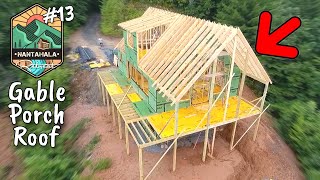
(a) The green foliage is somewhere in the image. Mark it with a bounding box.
[0,166,10,180]
[215,0,320,177]
[0,1,103,179]
[100,0,125,36]
[18,118,90,180]
[85,134,101,152]
[100,0,146,36]
[275,101,320,179]
[216,0,275,45]
[91,158,112,172]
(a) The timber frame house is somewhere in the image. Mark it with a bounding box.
[98,7,272,180]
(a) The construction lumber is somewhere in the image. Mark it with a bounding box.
[172,29,237,104]
[125,124,130,155]
[106,91,111,115]
[203,60,217,162]
[209,127,217,157]
[112,101,116,126]
[230,50,247,150]
[223,39,237,122]
[117,111,122,139]
[253,83,269,141]
[231,104,270,149]
[173,103,179,171]
[144,128,186,180]
[139,148,143,180]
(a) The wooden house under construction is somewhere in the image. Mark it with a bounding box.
[98,7,271,180]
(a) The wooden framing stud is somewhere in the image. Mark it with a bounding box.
[98,75,101,98]
[229,121,237,150]
[209,127,217,157]
[203,60,217,162]
[231,105,270,150]
[253,83,269,141]
[102,80,106,105]
[112,101,116,127]
[106,91,111,115]
[173,103,179,171]
[125,124,130,155]
[139,148,143,180]
[118,111,123,139]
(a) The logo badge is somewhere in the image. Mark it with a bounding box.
[11,4,63,78]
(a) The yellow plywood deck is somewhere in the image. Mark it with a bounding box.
[127,93,142,102]
[105,83,124,95]
[148,96,260,138]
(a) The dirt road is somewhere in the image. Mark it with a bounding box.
[68,14,121,63]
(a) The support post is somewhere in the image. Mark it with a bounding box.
[112,101,116,126]
[125,124,130,155]
[117,112,122,139]
[253,83,269,141]
[102,80,106,105]
[230,50,247,150]
[173,103,179,171]
[106,91,111,115]
[98,75,101,98]
[203,60,217,162]
[139,148,143,180]
[223,39,237,122]
[210,127,217,156]
[230,122,237,150]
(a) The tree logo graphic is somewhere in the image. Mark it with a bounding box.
[11,4,63,77]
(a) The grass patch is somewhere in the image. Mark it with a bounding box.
[0,166,10,180]
[85,134,101,152]
[92,158,112,172]
[17,118,91,179]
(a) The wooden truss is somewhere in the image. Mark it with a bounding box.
[120,8,273,104]
[111,7,273,180]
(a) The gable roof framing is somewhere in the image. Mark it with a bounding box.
[118,7,272,104]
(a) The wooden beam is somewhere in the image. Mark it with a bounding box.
[157,23,220,94]
[125,124,130,155]
[106,90,111,115]
[143,16,190,71]
[173,102,179,171]
[236,29,272,83]
[137,121,152,142]
[117,111,122,139]
[131,122,146,144]
[147,18,198,78]
[139,148,143,180]
[98,74,101,100]
[125,123,141,147]
[253,83,269,141]
[209,127,217,157]
[231,104,270,149]
[145,128,186,180]
[222,38,237,122]
[203,60,217,162]
[166,24,226,95]
[112,101,116,126]
[172,29,237,104]
[230,50,248,150]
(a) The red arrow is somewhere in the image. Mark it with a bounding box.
[255,11,301,59]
